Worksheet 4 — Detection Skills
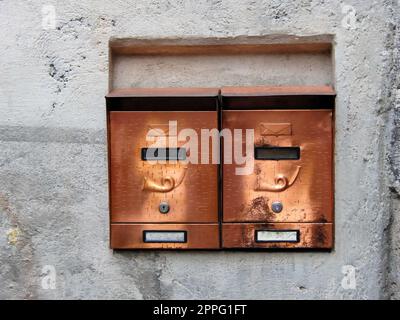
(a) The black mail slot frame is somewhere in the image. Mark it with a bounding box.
[141,148,187,161]
[254,146,300,160]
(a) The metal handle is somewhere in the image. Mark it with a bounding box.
[142,166,188,193]
[254,165,301,192]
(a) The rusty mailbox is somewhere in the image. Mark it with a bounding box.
[221,86,335,249]
[106,88,220,249]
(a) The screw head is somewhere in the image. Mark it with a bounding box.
[159,201,170,214]
[271,201,283,213]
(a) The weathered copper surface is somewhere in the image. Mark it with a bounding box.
[109,111,218,223]
[223,110,333,223]
[222,223,333,249]
[111,224,220,249]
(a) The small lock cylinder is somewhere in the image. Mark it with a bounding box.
[159,201,170,214]
[271,201,283,213]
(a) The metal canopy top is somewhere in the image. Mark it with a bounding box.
[106,87,220,111]
[220,85,335,110]
[106,87,220,98]
[221,85,335,97]
[106,86,335,110]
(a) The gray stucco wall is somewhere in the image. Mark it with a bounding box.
[0,0,399,299]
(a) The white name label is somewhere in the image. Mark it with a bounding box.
[143,231,187,243]
[255,230,299,242]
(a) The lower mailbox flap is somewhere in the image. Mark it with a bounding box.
[222,223,333,249]
[111,224,220,249]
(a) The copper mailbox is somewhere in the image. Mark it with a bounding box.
[106,86,335,250]
[106,88,220,249]
[221,86,335,249]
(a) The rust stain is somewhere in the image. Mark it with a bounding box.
[245,196,271,216]
[312,226,327,245]
[0,193,19,226]
[0,193,22,246]
[6,227,20,245]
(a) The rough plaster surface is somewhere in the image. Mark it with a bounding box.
[0,0,399,299]
[112,53,333,88]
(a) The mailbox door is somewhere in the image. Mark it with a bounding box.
[109,111,218,224]
[223,110,333,223]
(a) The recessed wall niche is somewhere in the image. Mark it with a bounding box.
[106,35,335,250]
[109,35,334,90]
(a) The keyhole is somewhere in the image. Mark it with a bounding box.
[271,201,283,213]
[159,201,170,214]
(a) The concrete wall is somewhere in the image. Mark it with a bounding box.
[0,0,399,299]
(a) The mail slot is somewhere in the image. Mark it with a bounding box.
[254,146,300,160]
[221,86,335,249]
[106,88,220,249]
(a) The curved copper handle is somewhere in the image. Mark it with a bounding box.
[143,166,188,193]
[254,166,301,192]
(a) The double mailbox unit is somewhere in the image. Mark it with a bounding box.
[106,86,335,250]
